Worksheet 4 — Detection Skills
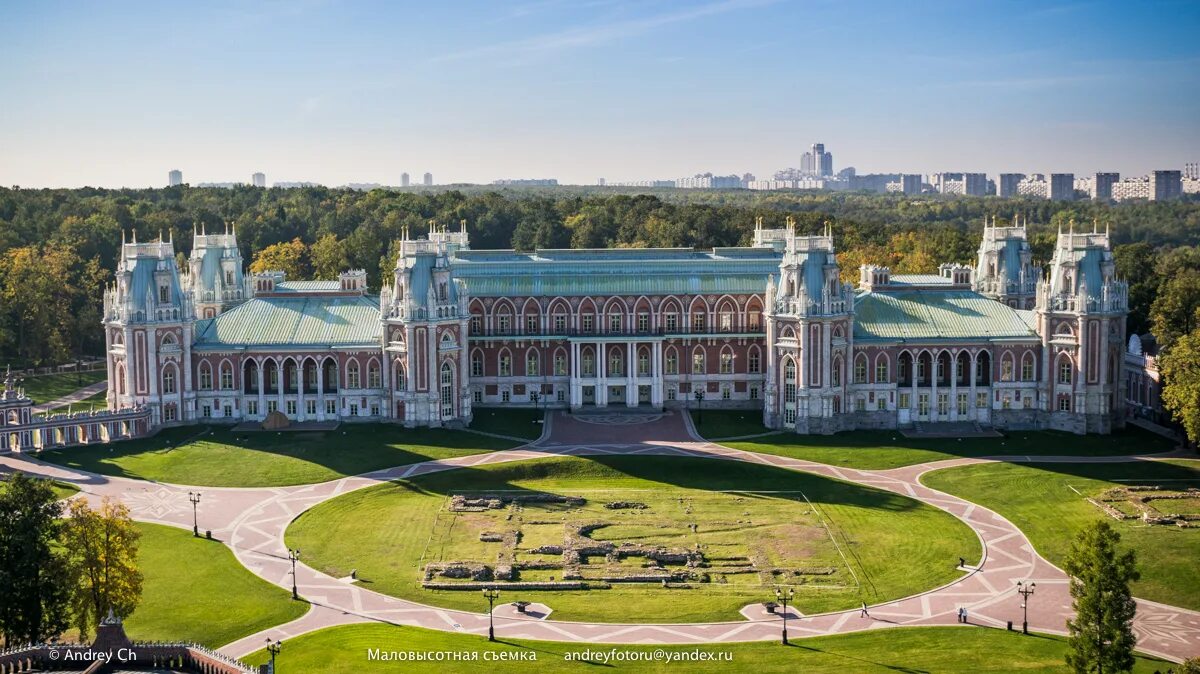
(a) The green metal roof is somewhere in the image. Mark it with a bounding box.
[853,289,1038,343]
[450,248,780,297]
[194,295,381,349]
[275,281,342,293]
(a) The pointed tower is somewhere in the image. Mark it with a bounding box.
[763,219,855,433]
[1035,221,1127,433]
[974,215,1039,309]
[102,231,194,426]
[382,222,472,427]
[184,222,246,319]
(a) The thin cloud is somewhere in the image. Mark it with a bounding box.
[429,0,777,64]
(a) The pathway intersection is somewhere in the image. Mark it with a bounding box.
[1,411,1197,663]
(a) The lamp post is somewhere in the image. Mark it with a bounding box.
[288,549,301,600]
[694,389,705,425]
[775,586,795,645]
[530,390,540,415]
[482,587,500,641]
[187,491,201,537]
[1016,581,1036,634]
[265,638,282,673]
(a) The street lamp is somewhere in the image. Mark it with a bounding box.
[530,390,540,414]
[775,586,795,645]
[187,491,201,537]
[1016,581,1036,634]
[694,389,705,425]
[288,549,302,600]
[482,587,500,641]
[265,638,282,673]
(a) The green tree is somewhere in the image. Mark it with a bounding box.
[1064,520,1140,674]
[1150,274,1200,351]
[309,234,349,280]
[249,237,310,279]
[1113,242,1158,337]
[1160,329,1200,444]
[0,474,72,646]
[63,497,143,640]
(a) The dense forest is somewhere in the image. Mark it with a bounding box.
[1,185,1199,368]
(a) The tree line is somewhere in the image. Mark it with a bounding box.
[0,185,1198,368]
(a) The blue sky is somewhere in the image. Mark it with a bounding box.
[1,0,1197,187]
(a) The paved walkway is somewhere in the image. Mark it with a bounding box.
[2,411,1197,664]
[31,380,108,413]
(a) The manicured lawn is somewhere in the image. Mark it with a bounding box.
[469,407,544,441]
[125,522,306,647]
[690,409,778,439]
[17,369,106,405]
[287,455,978,623]
[38,424,519,488]
[721,427,1174,471]
[242,623,1172,673]
[922,459,1200,611]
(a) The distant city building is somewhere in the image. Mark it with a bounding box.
[1150,170,1182,201]
[741,173,755,188]
[1112,176,1151,201]
[607,180,675,188]
[251,172,266,188]
[963,173,988,196]
[1185,177,1200,195]
[168,169,183,187]
[998,173,1024,198]
[423,172,433,186]
[900,174,923,195]
[848,173,900,193]
[598,178,606,187]
[1017,175,1048,198]
[1184,162,1199,180]
[1091,172,1119,201]
[195,182,241,189]
[675,173,742,189]
[344,183,382,191]
[272,181,321,189]
[800,143,833,177]
[930,173,964,194]
[492,178,559,186]
[1049,173,1075,201]
[401,172,410,187]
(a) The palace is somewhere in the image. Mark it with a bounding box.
[100,218,1128,435]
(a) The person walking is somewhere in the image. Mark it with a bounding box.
[860,601,869,618]
[962,607,969,624]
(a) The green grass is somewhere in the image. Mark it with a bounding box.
[469,407,544,441]
[17,369,106,404]
[720,427,1175,471]
[124,522,306,647]
[287,455,978,623]
[0,476,78,500]
[38,424,519,488]
[922,458,1200,611]
[242,623,1172,674]
[690,409,778,439]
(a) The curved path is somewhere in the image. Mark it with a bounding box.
[2,411,1198,664]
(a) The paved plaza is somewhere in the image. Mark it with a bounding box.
[2,410,1198,664]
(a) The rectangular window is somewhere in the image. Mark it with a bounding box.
[199,368,212,390]
[856,397,866,412]
[220,368,233,390]
[899,392,910,409]
[750,386,759,400]
[267,401,277,414]
[526,315,538,334]
[957,393,968,415]
[555,354,567,376]
[498,315,511,334]
[665,353,678,375]
[1001,360,1014,382]
[719,352,733,374]
[473,390,483,403]
[692,352,705,375]
[349,403,358,416]
[784,407,797,425]
[554,315,565,332]
[201,404,211,418]
[1002,395,1012,410]
[286,401,297,416]
[638,352,650,376]
[638,313,649,332]
[247,400,258,416]
[749,311,761,331]
[976,392,988,409]
[499,355,511,377]
[877,397,886,411]
[326,400,337,415]
[748,351,760,374]
[937,393,948,415]
[582,315,594,333]
[471,316,481,333]
[666,314,678,332]
[722,386,731,400]
[1024,395,1033,409]
[668,387,677,401]
[609,314,622,333]
[371,404,380,417]
[692,313,705,332]
[163,405,176,421]
[720,312,732,332]
[307,400,316,415]
[918,394,929,415]
[556,389,565,402]
[1021,359,1034,381]
[501,390,511,403]
[1058,395,1071,411]
[223,405,232,418]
